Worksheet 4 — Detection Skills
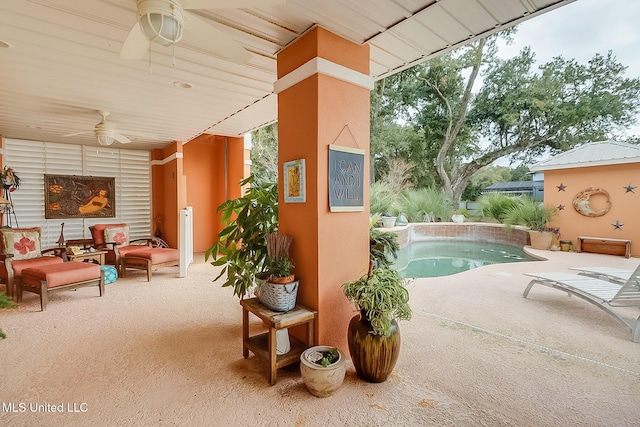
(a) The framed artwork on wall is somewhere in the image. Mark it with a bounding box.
[44,174,116,219]
[283,159,306,203]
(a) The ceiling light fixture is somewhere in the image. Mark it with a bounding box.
[96,130,115,146]
[137,0,184,47]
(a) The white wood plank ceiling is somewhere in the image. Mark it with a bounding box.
[0,0,575,150]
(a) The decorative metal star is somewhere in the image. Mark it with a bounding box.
[557,204,565,210]
[556,183,566,192]
[624,183,637,193]
[612,220,624,230]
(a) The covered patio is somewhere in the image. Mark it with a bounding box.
[1,248,638,426]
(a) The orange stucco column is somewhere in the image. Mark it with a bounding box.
[151,142,186,249]
[276,27,372,351]
[183,134,245,252]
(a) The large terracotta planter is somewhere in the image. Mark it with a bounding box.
[529,230,553,250]
[347,313,400,383]
[300,346,346,397]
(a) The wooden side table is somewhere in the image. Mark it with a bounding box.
[240,297,317,385]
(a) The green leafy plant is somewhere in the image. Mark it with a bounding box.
[370,181,399,216]
[314,347,340,367]
[477,193,521,223]
[452,208,470,218]
[503,197,558,232]
[342,266,412,337]
[205,175,278,298]
[0,291,16,339]
[268,256,294,280]
[370,227,399,269]
[398,188,456,222]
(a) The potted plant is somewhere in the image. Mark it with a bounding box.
[206,175,278,298]
[503,197,559,250]
[451,208,469,223]
[299,346,346,397]
[257,232,299,312]
[342,262,412,383]
[380,213,397,228]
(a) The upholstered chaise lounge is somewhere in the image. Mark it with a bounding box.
[90,223,179,281]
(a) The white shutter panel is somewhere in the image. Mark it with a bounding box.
[3,139,151,247]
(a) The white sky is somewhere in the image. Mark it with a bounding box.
[496,0,640,137]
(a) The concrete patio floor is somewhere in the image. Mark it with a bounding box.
[1,248,639,426]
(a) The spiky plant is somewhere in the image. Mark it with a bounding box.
[398,188,456,222]
[370,228,399,269]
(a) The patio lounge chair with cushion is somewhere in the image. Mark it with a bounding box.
[568,266,633,284]
[0,227,65,298]
[90,223,179,281]
[523,263,640,342]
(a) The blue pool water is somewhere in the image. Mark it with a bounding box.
[394,241,537,278]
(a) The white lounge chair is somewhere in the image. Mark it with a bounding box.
[523,263,640,342]
[568,266,633,284]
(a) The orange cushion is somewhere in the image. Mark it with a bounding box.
[9,256,64,277]
[124,248,179,264]
[22,262,100,288]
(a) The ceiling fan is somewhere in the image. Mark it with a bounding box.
[63,111,157,146]
[121,0,286,64]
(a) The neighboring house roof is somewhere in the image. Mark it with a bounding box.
[484,181,543,192]
[531,141,640,171]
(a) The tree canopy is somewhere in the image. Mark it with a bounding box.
[372,29,640,202]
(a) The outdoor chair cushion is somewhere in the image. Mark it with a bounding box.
[21,262,101,288]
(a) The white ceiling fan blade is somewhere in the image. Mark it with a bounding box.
[184,12,251,64]
[112,132,132,144]
[184,0,286,9]
[120,23,150,60]
[120,129,161,139]
[63,130,92,137]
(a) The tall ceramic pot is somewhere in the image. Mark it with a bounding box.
[347,311,400,383]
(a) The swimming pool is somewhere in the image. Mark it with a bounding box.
[388,222,538,278]
[393,240,538,278]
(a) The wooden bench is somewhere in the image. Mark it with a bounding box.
[577,236,631,258]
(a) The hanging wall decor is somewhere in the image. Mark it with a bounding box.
[572,187,611,217]
[612,220,624,230]
[624,183,637,193]
[45,174,115,219]
[328,145,365,212]
[283,159,306,203]
[557,183,567,191]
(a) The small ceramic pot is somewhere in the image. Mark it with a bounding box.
[300,346,346,397]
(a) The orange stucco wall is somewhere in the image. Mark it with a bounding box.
[543,163,640,257]
[278,26,371,350]
[181,134,244,253]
